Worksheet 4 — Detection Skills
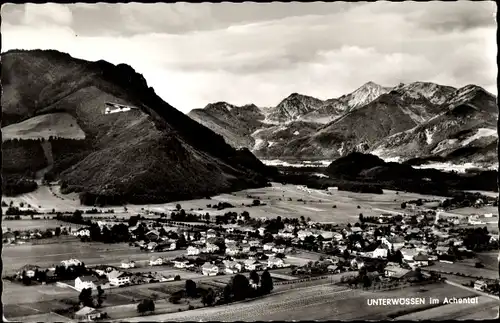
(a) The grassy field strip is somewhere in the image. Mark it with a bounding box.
[118,283,350,322]
[6,312,76,323]
[444,279,500,300]
[394,296,499,320]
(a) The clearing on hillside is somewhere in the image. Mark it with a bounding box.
[1,112,85,141]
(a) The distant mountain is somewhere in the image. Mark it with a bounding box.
[301,81,392,124]
[265,93,324,124]
[1,49,275,205]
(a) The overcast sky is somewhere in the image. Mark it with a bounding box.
[1,2,497,113]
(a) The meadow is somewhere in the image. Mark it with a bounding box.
[119,281,480,321]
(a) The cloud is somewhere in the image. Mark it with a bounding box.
[22,3,73,26]
[407,1,497,32]
[117,3,214,34]
[1,2,497,113]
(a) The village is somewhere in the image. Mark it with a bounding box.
[2,186,499,321]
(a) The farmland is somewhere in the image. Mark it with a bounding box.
[3,182,450,224]
[118,281,486,322]
[395,296,499,320]
[2,219,81,231]
[2,240,186,274]
[426,259,498,280]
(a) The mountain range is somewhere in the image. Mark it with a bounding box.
[1,49,276,205]
[188,81,498,168]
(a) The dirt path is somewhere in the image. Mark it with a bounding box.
[35,141,54,180]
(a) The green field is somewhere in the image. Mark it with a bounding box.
[427,260,498,280]
[119,281,483,321]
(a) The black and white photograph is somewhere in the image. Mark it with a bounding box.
[1,1,499,321]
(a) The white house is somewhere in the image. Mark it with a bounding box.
[74,228,90,237]
[108,272,131,286]
[350,257,365,269]
[249,240,261,247]
[413,254,430,267]
[381,236,405,251]
[75,275,99,291]
[206,229,217,239]
[149,256,163,266]
[224,260,243,274]
[205,242,220,253]
[173,260,191,268]
[384,266,411,279]
[474,280,487,291]
[244,259,263,271]
[332,232,343,241]
[272,245,286,254]
[297,230,313,240]
[435,246,449,255]
[187,246,201,256]
[121,260,135,269]
[202,262,219,276]
[225,237,237,244]
[225,243,241,256]
[241,244,251,253]
[267,257,285,268]
[400,248,419,262]
[146,242,158,251]
[372,246,388,259]
[75,306,103,321]
[263,242,275,251]
[258,228,266,236]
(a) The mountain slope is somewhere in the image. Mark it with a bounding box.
[188,102,265,148]
[1,49,274,204]
[371,85,498,166]
[274,93,421,159]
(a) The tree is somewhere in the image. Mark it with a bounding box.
[252,199,261,206]
[232,274,250,301]
[223,284,232,303]
[137,299,155,314]
[22,275,32,285]
[176,204,182,211]
[260,269,273,294]
[359,213,364,223]
[249,270,260,286]
[128,215,139,227]
[79,288,94,307]
[55,227,61,237]
[97,285,105,298]
[185,279,197,298]
[202,287,215,306]
[401,202,407,209]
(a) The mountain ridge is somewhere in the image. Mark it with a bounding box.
[188,80,497,167]
[2,49,276,205]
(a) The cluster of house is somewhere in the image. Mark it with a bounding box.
[170,255,289,277]
[3,225,75,244]
[132,225,179,251]
[74,263,176,291]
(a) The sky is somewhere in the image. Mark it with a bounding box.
[1,2,497,113]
